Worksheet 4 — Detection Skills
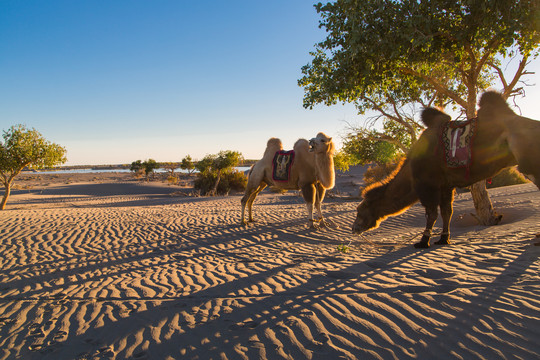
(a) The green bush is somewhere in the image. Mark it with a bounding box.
[487,166,529,189]
[194,170,247,195]
[167,175,178,185]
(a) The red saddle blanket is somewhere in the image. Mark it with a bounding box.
[272,150,295,182]
[441,118,477,169]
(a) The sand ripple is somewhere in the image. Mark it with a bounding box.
[0,183,539,359]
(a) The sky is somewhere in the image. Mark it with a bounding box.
[1,1,540,166]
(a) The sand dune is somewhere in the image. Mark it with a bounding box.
[0,173,539,359]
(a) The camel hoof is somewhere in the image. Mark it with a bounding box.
[434,239,450,245]
[322,220,337,229]
[414,235,431,249]
[434,234,451,245]
[414,242,430,249]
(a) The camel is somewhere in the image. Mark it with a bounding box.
[352,91,540,248]
[241,132,335,228]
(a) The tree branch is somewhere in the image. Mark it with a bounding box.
[366,132,410,153]
[502,55,530,99]
[476,37,503,74]
[399,67,467,108]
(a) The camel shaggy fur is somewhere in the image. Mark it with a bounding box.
[352,91,540,248]
[241,132,335,228]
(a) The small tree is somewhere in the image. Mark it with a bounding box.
[162,162,178,176]
[130,160,144,178]
[212,151,243,194]
[195,151,244,195]
[142,159,159,180]
[180,155,195,175]
[0,124,67,210]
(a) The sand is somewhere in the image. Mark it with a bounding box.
[0,169,539,359]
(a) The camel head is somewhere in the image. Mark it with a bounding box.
[352,199,381,234]
[309,132,334,154]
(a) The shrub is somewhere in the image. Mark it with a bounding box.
[132,169,145,178]
[194,170,247,195]
[487,166,529,189]
[167,175,178,185]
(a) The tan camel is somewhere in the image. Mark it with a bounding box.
[241,132,335,228]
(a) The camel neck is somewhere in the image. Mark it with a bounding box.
[365,161,418,219]
[315,153,335,189]
[385,162,418,215]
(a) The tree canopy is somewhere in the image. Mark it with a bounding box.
[300,0,539,119]
[180,155,195,175]
[0,124,67,209]
[143,159,159,179]
[130,160,143,173]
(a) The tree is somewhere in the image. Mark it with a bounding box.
[0,124,67,210]
[130,160,143,172]
[180,155,195,175]
[142,159,159,180]
[299,0,540,225]
[195,150,243,195]
[340,120,415,168]
[162,162,178,176]
[130,160,144,178]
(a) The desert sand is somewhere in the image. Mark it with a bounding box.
[0,169,539,359]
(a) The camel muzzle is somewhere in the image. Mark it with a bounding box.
[352,216,372,234]
[351,220,363,234]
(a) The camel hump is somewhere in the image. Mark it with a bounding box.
[293,138,310,152]
[263,138,283,159]
[266,137,283,150]
[421,107,451,128]
[479,91,514,114]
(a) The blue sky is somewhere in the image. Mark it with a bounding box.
[1,1,540,166]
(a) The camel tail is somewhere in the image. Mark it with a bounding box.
[421,107,451,128]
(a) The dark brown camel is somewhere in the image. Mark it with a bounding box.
[352,91,540,248]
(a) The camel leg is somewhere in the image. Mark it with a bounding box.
[414,186,440,249]
[434,188,454,245]
[241,190,253,225]
[247,184,266,222]
[314,183,327,226]
[302,183,317,228]
[241,183,266,225]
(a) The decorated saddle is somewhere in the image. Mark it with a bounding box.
[272,150,295,182]
[441,118,477,169]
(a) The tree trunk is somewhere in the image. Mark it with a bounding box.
[464,95,501,226]
[470,181,502,225]
[0,182,11,210]
[211,171,222,195]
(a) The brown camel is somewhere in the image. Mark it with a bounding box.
[241,132,335,228]
[352,91,540,248]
